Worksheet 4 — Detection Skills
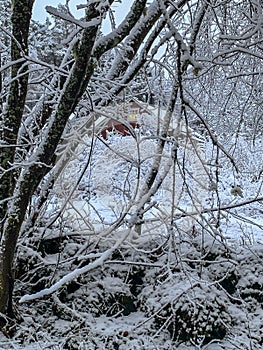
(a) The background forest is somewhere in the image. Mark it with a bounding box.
[0,0,262,349]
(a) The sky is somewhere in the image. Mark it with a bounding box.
[33,0,84,22]
[32,0,129,33]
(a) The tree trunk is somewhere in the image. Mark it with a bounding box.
[0,0,34,317]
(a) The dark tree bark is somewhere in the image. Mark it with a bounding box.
[0,0,35,317]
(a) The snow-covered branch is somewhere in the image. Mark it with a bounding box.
[19,230,131,303]
[45,6,101,28]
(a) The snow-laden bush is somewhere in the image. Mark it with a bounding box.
[236,244,263,303]
[11,230,263,349]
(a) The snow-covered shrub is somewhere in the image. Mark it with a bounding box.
[70,276,137,317]
[236,244,263,303]
[13,228,263,349]
[137,238,233,346]
[161,284,231,344]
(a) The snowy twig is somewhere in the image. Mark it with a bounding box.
[106,260,163,268]
[184,100,239,172]
[174,196,263,218]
